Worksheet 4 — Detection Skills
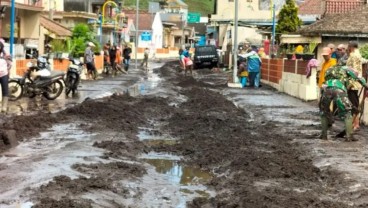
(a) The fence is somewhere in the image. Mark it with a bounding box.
[261,58,318,101]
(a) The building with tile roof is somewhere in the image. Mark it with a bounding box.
[299,6,368,36]
[40,16,72,38]
[298,6,368,67]
[298,0,366,21]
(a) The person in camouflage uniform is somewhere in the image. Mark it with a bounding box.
[319,65,368,141]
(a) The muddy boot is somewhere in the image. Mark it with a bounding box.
[1,96,8,113]
[320,116,329,140]
[344,115,357,142]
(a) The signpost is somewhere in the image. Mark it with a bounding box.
[187,12,201,23]
[141,32,151,41]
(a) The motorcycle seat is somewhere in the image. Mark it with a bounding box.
[39,71,64,80]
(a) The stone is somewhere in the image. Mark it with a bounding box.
[2,130,18,147]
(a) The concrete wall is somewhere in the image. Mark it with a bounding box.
[20,10,40,39]
[261,58,318,101]
[280,60,318,101]
[212,0,274,21]
[43,0,64,11]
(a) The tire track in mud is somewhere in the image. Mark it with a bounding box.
[0,81,177,207]
[150,64,361,207]
[28,93,176,207]
[0,62,364,207]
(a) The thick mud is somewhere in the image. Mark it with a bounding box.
[0,61,367,207]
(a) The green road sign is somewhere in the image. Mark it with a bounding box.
[187,12,201,23]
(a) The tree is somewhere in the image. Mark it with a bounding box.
[276,0,302,34]
[49,23,101,57]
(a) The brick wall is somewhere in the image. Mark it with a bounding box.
[261,58,283,85]
[261,58,318,101]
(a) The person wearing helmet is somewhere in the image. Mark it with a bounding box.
[319,65,368,141]
[318,47,337,88]
[30,57,51,81]
[84,42,97,80]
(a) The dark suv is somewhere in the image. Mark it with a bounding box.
[193,45,219,69]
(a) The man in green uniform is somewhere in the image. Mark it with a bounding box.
[320,65,368,141]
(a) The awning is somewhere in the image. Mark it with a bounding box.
[280,34,322,44]
[40,16,72,38]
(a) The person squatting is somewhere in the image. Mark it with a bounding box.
[319,65,368,141]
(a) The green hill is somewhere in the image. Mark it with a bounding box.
[122,0,215,16]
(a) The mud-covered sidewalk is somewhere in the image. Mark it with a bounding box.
[0,61,368,207]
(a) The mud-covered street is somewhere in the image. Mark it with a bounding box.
[1,60,368,208]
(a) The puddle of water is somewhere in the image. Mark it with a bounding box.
[0,123,105,207]
[141,152,212,185]
[133,128,215,207]
[135,151,215,208]
[127,71,162,97]
[137,129,176,144]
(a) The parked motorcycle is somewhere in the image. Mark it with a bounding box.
[65,58,83,96]
[8,57,64,101]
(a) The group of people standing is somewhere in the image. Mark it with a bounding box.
[102,42,132,76]
[237,45,263,88]
[319,41,368,141]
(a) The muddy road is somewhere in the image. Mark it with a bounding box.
[0,61,368,207]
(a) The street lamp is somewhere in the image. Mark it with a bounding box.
[271,4,276,58]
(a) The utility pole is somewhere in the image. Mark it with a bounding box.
[271,4,276,58]
[135,0,139,68]
[181,13,185,48]
[232,0,239,83]
[10,0,15,56]
[48,0,54,19]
